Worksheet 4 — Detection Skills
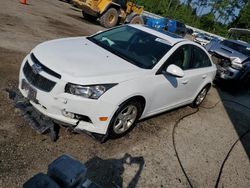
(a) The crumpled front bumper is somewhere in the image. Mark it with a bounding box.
[216,64,242,80]
[18,56,118,135]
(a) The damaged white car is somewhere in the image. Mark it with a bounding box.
[19,25,216,139]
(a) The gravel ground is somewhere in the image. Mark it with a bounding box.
[0,1,250,188]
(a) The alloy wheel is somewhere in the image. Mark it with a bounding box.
[196,88,207,105]
[113,105,138,134]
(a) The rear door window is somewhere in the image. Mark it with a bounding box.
[191,46,211,68]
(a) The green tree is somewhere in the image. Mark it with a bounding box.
[135,0,249,36]
[231,2,250,28]
[200,13,215,31]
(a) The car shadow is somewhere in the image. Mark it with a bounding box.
[214,79,250,96]
[215,79,250,158]
[85,153,145,188]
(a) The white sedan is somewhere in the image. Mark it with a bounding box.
[19,25,216,138]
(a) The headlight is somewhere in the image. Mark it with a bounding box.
[231,57,243,70]
[65,83,117,99]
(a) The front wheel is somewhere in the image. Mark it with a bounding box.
[241,73,250,86]
[190,86,209,108]
[109,100,142,138]
[100,8,118,28]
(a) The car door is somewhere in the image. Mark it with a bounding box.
[184,45,213,99]
[148,44,193,114]
[148,44,212,114]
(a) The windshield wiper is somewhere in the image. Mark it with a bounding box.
[87,37,102,46]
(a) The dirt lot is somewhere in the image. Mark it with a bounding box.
[0,1,250,187]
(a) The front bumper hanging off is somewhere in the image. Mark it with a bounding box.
[9,88,109,142]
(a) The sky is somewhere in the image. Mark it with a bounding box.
[180,0,241,23]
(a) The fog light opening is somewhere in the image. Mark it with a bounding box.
[75,114,92,123]
[62,109,75,119]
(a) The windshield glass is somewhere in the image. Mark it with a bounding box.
[221,40,250,57]
[87,26,172,69]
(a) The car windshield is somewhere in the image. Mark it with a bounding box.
[87,26,172,69]
[221,40,250,57]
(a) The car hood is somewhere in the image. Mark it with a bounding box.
[206,41,248,63]
[31,37,146,84]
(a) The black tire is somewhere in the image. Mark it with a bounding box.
[82,11,96,21]
[190,85,209,108]
[130,15,144,25]
[241,73,250,86]
[49,124,60,142]
[109,100,142,138]
[100,8,118,28]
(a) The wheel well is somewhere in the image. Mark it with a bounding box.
[194,83,212,101]
[104,4,121,14]
[120,96,146,115]
[206,83,212,90]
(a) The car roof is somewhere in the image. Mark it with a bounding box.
[130,24,187,46]
[224,39,250,47]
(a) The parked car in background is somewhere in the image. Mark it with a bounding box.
[192,31,201,37]
[194,33,211,46]
[205,39,250,81]
[210,36,221,43]
[19,25,216,139]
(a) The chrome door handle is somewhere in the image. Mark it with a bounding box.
[182,80,188,84]
[202,75,207,79]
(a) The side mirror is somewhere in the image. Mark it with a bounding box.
[166,64,184,78]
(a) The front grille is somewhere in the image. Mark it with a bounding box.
[211,54,231,68]
[23,62,56,92]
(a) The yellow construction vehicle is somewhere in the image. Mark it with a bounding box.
[73,0,144,28]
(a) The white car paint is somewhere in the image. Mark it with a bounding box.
[19,25,217,136]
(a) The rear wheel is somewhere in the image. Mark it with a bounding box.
[100,8,118,28]
[190,86,209,108]
[109,100,142,138]
[242,73,250,85]
[130,15,144,24]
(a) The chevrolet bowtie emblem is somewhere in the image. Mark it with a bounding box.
[31,63,42,74]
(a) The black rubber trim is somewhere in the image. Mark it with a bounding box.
[31,53,61,79]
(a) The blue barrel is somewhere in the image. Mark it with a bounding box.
[168,20,177,33]
[146,17,168,29]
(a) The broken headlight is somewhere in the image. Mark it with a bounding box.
[65,83,117,99]
[231,57,243,70]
